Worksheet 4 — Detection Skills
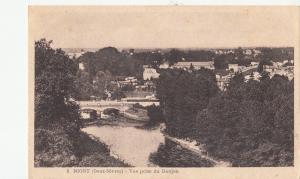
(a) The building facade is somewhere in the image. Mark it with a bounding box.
[143,67,160,80]
[173,61,215,70]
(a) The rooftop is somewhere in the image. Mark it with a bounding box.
[174,61,214,66]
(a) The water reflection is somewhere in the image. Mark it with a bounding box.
[83,125,217,167]
[82,125,164,167]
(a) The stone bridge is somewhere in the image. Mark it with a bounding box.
[77,101,132,113]
[77,100,159,113]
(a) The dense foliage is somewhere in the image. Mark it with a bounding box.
[34,39,128,167]
[156,68,219,137]
[146,105,164,125]
[149,139,214,167]
[34,39,82,166]
[35,39,80,131]
[202,74,293,166]
[78,47,144,79]
[156,67,294,166]
[257,47,294,62]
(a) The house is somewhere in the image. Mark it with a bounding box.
[283,60,289,64]
[228,64,239,72]
[143,67,160,80]
[263,65,276,73]
[253,72,261,80]
[80,109,97,120]
[125,77,138,82]
[273,62,283,68]
[244,49,252,55]
[67,52,85,58]
[250,62,259,66]
[253,49,261,57]
[104,89,112,99]
[173,61,215,70]
[119,76,138,86]
[216,74,229,91]
[245,72,261,82]
[78,62,85,70]
[159,62,170,69]
[238,65,247,71]
[135,85,148,91]
[144,80,155,87]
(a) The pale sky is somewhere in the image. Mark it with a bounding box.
[29,6,299,48]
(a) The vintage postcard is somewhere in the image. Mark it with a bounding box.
[28,6,300,179]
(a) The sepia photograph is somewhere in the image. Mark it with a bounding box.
[28,6,298,177]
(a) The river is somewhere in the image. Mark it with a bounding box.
[81,123,230,167]
[82,125,165,166]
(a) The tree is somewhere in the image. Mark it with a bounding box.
[147,105,164,125]
[165,49,185,65]
[74,71,94,100]
[35,39,80,131]
[259,71,270,82]
[93,71,113,98]
[264,74,291,101]
[235,47,243,59]
[156,68,218,137]
[257,59,272,73]
[111,90,125,100]
[78,47,144,79]
[226,72,244,95]
[233,47,251,66]
[214,55,228,70]
[185,50,216,61]
[189,63,195,71]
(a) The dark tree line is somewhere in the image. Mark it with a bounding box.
[35,39,80,131]
[34,39,130,167]
[257,47,294,62]
[156,68,294,166]
[78,47,144,80]
[156,68,219,137]
[34,39,82,166]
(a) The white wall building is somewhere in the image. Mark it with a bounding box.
[159,62,170,69]
[228,64,239,72]
[143,67,160,80]
[80,109,97,120]
[173,61,215,70]
[250,62,259,66]
[79,62,85,70]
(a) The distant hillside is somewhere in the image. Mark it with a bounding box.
[62,48,98,54]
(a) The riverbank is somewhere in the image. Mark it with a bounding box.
[149,139,215,167]
[163,134,231,167]
[34,127,130,167]
[76,131,131,167]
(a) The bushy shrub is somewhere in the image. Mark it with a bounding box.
[156,68,219,137]
[197,75,294,166]
[146,105,164,125]
[103,108,120,116]
[34,127,79,167]
[157,68,293,166]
